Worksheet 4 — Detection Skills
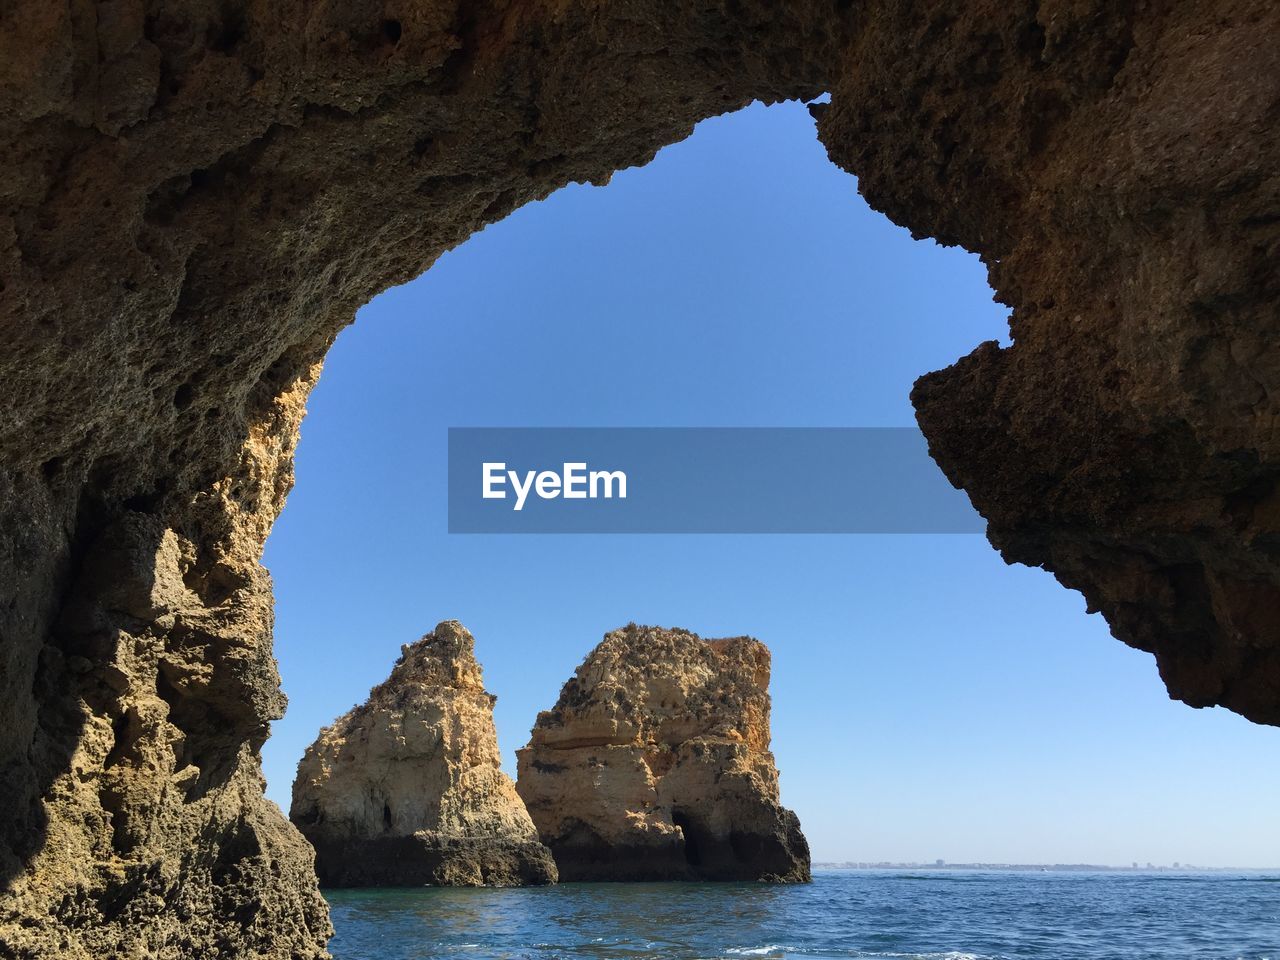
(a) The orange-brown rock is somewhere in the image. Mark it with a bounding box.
[516,625,810,882]
[290,621,556,887]
[1,0,1277,956]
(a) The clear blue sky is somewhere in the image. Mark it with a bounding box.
[262,100,1280,868]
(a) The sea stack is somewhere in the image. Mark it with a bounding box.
[516,624,810,882]
[290,621,556,887]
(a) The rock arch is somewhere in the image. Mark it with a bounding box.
[1,0,1276,956]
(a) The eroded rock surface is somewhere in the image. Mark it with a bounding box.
[290,621,556,887]
[516,625,810,882]
[0,2,842,953]
[818,1,1280,723]
[1,0,1277,954]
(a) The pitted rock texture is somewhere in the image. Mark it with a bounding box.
[1,0,1277,954]
[290,621,556,887]
[0,508,333,959]
[0,1,843,953]
[516,625,810,882]
[818,0,1280,723]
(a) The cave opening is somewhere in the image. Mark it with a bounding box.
[671,810,703,867]
[258,99,1280,875]
[4,5,1278,955]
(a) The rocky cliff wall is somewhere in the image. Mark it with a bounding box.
[0,2,841,954]
[1,0,1276,955]
[820,0,1280,725]
[290,621,556,887]
[516,625,810,881]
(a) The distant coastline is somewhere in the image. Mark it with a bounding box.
[814,861,1280,873]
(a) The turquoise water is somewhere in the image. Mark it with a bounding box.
[326,869,1279,959]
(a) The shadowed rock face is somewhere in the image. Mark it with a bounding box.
[0,0,1276,954]
[820,1,1280,722]
[0,3,842,953]
[290,621,556,887]
[516,625,810,882]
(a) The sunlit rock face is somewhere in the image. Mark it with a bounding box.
[1,0,1277,953]
[516,625,810,882]
[290,621,556,887]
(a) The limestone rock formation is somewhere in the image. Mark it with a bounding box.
[0,4,843,952]
[516,625,810,882]
[2,0,1278,954]
[819,1,1280,727]
[290,621,556,887]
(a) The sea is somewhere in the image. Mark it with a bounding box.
[325,869,1279,959]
